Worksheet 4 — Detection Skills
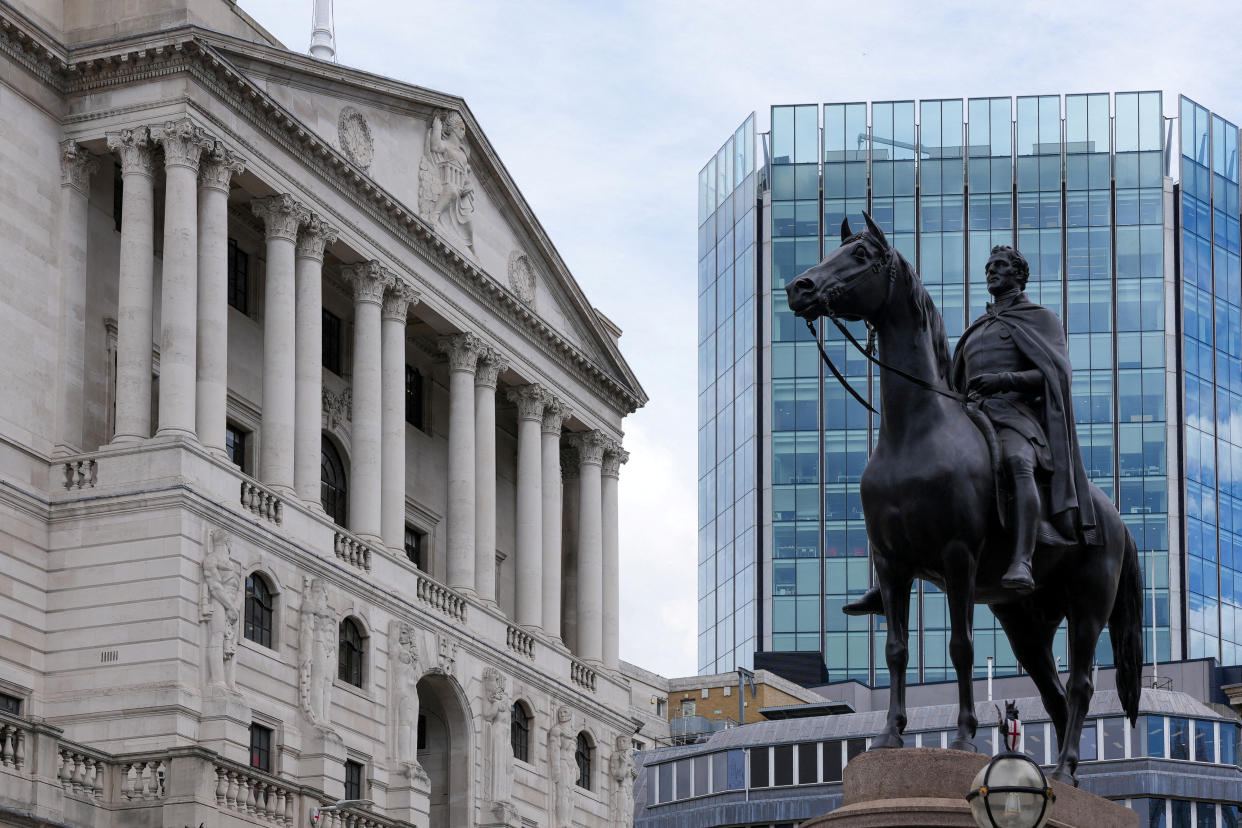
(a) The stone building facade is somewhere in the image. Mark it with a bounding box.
[0,1,647,826]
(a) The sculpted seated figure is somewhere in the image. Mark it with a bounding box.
[845,245,1098,615]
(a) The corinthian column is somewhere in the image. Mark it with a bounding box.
[573,430,607,664]
[294,216,337,503]
[541,399,570,640]
[510,385,545,628]
[195,143,246,455]
[153,119,212,439]
[252,195,307,491]
[601,441,628,670]
[474,349,509,604]
[107,127,156,443]
[381,281,419,549]
[55,140,98,456]
[438,333,485,593]
[343,261,390,542]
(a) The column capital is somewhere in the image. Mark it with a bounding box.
[560,445,580,480]
[341,260,391,305]
[475,348,509,389]
[602,441,629,478]
[106,126,156,177]
[570,430,608,467]
[251,194,308,242]
[198,142,246,193]
[541,396,571,435]
[296,214,339,261]
[153,118,213,171]
[507,383,545,418]
[59,140,98,194]
[438,332,485,373]
[382,281,420,322]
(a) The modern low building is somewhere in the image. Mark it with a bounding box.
[697,92,1242,684]
[0,1,648,827]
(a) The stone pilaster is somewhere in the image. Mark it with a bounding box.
[107,127,157,443]
[601,440,628,671]
[55,140,98,456]
[572,430,608,663]
[541,398,570,640]
[381,281,420,549]
[195,143,246,455]
[438,332,486,593]
[153,118,214,440]
[342,261,390,542]
[252,194,308,491]
[294,216,338,504]
[474,349,509,603]
[510,384,546,628]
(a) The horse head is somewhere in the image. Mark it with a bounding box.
[785,211,895,324]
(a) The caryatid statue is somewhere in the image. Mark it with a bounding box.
[482,666,517,823]
[298,578,336,728]
[201,529,243,693]
[392,622,428,783]
[418,109,476,252]
[609,733,637,827]
[547,705,577,828]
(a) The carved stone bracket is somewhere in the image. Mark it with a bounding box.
[322,386,352,430]
[59,139,98,194]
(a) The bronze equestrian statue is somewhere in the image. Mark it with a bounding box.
[784,213,1143,786]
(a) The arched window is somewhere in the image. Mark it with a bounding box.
[243,573,274,648]
[510,700,531,762]
[338,617,365,687]
[321,436,348,526]
[575,732,593,790]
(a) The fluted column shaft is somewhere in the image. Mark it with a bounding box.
[381,282,418,549]
[474,351,507,603]
[108,127,156,443]
[440,333,484,593]
[154,119,210,439]
[55,141,98,456]
[195,146,245,454]
[574,431,607,664]
[511,385,545,627]
[252,195,306,491]
[294,218,337,503]
[602,443,628,670]
[541,401,569,639]
[344,262,388,542]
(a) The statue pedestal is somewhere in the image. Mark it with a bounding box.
[388,771,431,828]
[297,725,346,800]
[802,748,1137,828]
[199,690,251,766]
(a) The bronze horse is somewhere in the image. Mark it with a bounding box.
[784,213,1142,785]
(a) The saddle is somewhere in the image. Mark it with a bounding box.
[963,402,1077,549]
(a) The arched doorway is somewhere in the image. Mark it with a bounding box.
[416,673,472,828]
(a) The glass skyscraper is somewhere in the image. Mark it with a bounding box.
[697,92,1242,682]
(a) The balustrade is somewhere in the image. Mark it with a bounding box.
[63,458,97,489]
[241,479,284,524]
[119,757,167,801]
[0,721,26,772]
[57,746,107,799]
[334,530,374,572]
[506,625,535,659]
[570,658,597,693]
[215,762,295,825]
[415,571,467,622]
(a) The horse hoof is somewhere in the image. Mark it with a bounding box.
[948,738,977,753]
[870,733,904,750]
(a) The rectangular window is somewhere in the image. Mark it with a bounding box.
[343,759,364,801]
[225,424,249,474]
[772,744,793,786]
[405,365,424,429]
[417,713,426,750]
[323,310,342,374]
[249,723,273,772]
[797,742,817,784]
[749,747,769,788]
[0,691,21,715]
[227,239,249,314]
[404,525,426,570]
[113,163,123,233]
[1102,717,1127,759]
[822,741,843,782]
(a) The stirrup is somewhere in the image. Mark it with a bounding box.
[842,586,884,616]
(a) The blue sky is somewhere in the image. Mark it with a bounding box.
[238,0,1242,678]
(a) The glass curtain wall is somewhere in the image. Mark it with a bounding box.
[698,114,757,674]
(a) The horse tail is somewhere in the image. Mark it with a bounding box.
[1108,525,1144,726]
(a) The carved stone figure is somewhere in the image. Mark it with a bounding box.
[298,578,337,728]
[784,213,1144,786]
[507,250,536,305]
[338,106,374,171]
[391,622,428,784]
[547,705,576,828]
[201,530,242,693]
[609,734,636,828]
[436,632,459,677]
[482,667,517,824]
[418,110,476,253]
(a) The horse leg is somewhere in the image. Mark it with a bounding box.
[993,601,1067,749]
[871,566,914,749]
[1052,607,1106,787]
[943,542,979,751]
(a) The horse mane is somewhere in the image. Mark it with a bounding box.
[892,247,952,383]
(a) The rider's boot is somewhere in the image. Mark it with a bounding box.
[843,585,885,616]
[1001,454,1040,593]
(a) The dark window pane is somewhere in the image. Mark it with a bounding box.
[0,692,21,715]
[750,747,770,788]
[244,574,273,648]
[343,759,363,801]
[1172,799,1190,828]
[405,365,424,429]
[510,702,530,762]
[249,723,272,772]
[321,437,348,527]
[674,759,690,799]
[113,163,123,233]
[798,742,817,783]
[323,310,342,374]
[1168,717,1189,760]
[693,754,710,797]
[1193,720,1215,762]
[711,751,728,792]
[225,424,248,474]
[657,763,673,803]
[338,618,364,687]
[227,239,249,314]
[404,525,425,570]
[575,733,592,790]
[822,741,842,782]
[773,744,793,786]
[846,738,866,761]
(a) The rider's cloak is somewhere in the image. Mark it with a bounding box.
[950,293,1100,545]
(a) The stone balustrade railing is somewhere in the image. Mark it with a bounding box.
[570,659,597,693]
[314,803,390,828]
[62,458,97,489]
[241,479,284,525]
[506,625,535,659]
[215,761,296,825]
[333,529,375,572]
[119,757,168,801]
[0,717,27,773]
[415,570,467,623]
[57,744,110,799]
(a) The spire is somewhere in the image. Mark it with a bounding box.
[309,0,335,61]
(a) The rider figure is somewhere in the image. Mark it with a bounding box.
[845,245,1097,614]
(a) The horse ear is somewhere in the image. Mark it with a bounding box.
[840,218,852,243]
[863,211,889,249]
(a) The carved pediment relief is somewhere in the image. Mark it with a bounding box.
[418,109,476,256]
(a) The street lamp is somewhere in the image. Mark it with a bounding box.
[965,703,1054,828]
